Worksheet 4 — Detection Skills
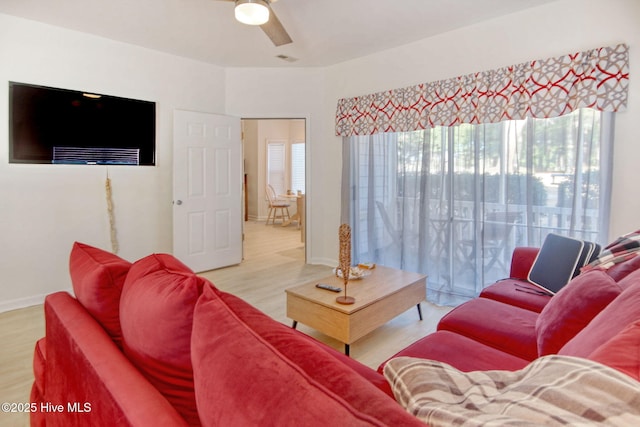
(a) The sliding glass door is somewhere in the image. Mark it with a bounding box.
[343,109,612,305]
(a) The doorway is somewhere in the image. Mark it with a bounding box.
[242,118,307,262]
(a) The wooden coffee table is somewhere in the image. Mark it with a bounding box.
[285,266,426,355]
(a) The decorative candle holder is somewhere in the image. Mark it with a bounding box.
[336,224,355,305]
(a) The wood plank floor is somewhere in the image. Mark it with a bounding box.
[0,304,44,427]
[0,220,451,426]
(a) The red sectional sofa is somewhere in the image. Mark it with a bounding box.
[30,240,640,426]
[379,245,640,376]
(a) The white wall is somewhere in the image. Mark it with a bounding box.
[225,67,334,264]
[0,14,226,310]
[325,0,640,243]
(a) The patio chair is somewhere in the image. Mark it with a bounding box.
[457,211,521,273]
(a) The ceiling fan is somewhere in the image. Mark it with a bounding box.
[216,0,293,47]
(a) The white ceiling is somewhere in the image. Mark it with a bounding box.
[0,0,559,68]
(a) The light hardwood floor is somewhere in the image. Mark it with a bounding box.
[0,220,451,427]
[0,304,44,427]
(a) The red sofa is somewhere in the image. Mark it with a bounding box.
[378,245,640,377]
[30,240,640,426]
[30,242,424,427]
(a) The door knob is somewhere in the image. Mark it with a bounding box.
[175,200,183,205]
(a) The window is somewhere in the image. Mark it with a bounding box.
[291,142,305,194]
[267,141,286,196]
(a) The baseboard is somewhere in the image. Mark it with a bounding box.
[309,256,337,267]
[0,287,74,313]
[0,293,48,313]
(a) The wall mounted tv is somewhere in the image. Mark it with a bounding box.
[9,82,156,165]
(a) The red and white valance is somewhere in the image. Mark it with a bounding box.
[335,43,629,137]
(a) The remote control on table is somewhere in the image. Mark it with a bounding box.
[315,283,342,292]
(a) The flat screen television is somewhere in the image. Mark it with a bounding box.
[9,82,156,165]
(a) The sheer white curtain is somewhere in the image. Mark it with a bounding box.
[342,109,613,305]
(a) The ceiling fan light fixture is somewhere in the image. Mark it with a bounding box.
[235,0,269,26]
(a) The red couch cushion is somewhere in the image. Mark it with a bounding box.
[378,330,529,374]
[69,242,131,346]
[509,247,539,280]
[120,254,205,426]
[191,285,399,427]
[480,279,551,313]
[560,280,640,358]
[535,270,621,356]
[437,298,539,360]
[588,320,640,381]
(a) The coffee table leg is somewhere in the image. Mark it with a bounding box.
[292,320,298,329]
[416,303,423,321]
[345,344,350,357]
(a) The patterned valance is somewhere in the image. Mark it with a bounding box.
[336,43,629,136]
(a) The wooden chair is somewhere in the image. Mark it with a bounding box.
[265,185,290,225]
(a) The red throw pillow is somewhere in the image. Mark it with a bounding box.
[191,285,385,426]
[560,280,640,358]
[535,270,621,356]
[615,266,640,291]
[215,290,425,425]
[588,320,640,381]
[69,242,131,347]
[120,254,205,426]
[604,254,640,283]
[216,290,394,395]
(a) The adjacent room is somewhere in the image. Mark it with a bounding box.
[243,117,306,249]
[1,0,639,425]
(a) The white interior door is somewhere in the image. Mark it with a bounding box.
[173,110,242,272]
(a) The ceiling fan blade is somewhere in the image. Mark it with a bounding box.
[260,4,292,46]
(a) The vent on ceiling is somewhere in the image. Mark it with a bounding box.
[276,54,298,63]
